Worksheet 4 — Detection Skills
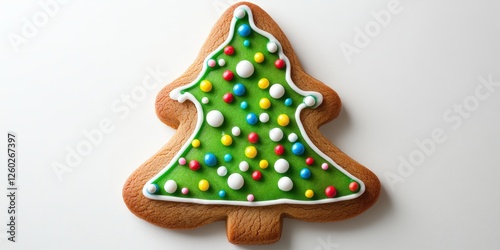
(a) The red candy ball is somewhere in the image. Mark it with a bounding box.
[224,46,235,55]
[248,132,259,143]
[275,59,285,69]
[325,186,337,198]
[274,144,285,155]
[223,70,234,81]
[189,160,200,171]
[251,170,262,181]
[305,157,314,166]
[349,181,359,192]
[223,93,234,103]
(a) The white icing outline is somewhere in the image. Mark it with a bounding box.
[143,5,365,206]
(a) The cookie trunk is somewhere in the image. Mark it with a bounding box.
[226,208,282,244]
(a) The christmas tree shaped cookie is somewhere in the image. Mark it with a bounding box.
[124,2,380,245]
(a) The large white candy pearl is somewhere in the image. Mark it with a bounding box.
[278,177,293,191]
[228,173,244,190]
[164,180,177,194]
[236,60,254,78]
[206,110,224,127]
[267,42,278,53]
[269,84,285,99]
[269,127,284,142]
[274,158,289,173]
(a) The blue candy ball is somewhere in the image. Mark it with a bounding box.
[204,153,217,167]
[240,101,248,109]
[243,40,250,47]
[300,168,311,179]
[246,113,258,125]
[224,153,233,162]
[233,83,246,96]
[291,142,305,155]
[219,190,226,198]
[284,98,293,106]
[238,24,251,37]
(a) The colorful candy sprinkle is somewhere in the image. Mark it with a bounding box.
[274,158,289,173]
[204,153,217,167]
[178,157,186,165]
[321,163,329,170]
[239,161,249,172]
[240,101,249,109]
[291,142,305,155]
[305,189,314,198]
[247,194,255,202]
[275,59,285,69]
[258,78,270,89]
[228,173,244,190]
[259,98,271,109]
[233,83,246,96]
[223,92,234,103]
[245,146,258,158]
[305,157,314,166]
[223,70,234,81]
[221,134,233,146]
[191,139,201,148]
[274,144,285,155]
[267,42,278,53]
[259,159,269,169]
[300,168,311,179]
[254,52,264,63]
[246,113,258,125]
[224,45,235,55]
[219,190,226,198]
[238,24,251,37]
[189,160,200,171]
[349,181,359,192]
[269,84,285,99]
[325,186,337,198]
[164,180,177,194]
[236,60,254,78]
[251,170,262,181]
[224,153,232,162]
[198,179,209,191]
[200,80,212,92]
[278,176,293,191]
[277,114,290,126]
[248,132,259,143]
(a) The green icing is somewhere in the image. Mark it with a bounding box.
[147,7,361,204]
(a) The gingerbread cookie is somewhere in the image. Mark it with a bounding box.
[123,2,380,244]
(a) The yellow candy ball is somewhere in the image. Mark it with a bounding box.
[277,114,290,126]
[305,189,314,198]
[254,52,264,63]
[259,159,268,169]
[259,98,271,109]
[200,80,212,92]
[258,78,270,89]
[245,146,258,158]
[191,139,201,148]
[198,179,209,191]
[221,134,233,146]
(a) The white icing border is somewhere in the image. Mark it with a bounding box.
[143,5,365,206]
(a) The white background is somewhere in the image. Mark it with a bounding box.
[1,0,500,249]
